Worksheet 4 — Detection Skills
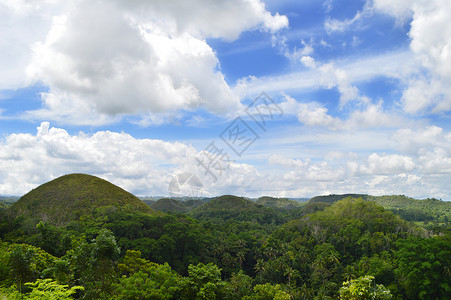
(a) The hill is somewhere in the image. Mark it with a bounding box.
[10,173,151,224]
[308,193,369,204]
[150,198,189,213]
[0,196,19,202]
[306,194,451,224]
[256,196,303,209]
[367,195,451,223]
[189,195,282,224]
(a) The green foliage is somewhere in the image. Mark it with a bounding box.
[243,283,291,300]
[395,237,451,299]
[150,198,189,213]
[1,190,450,299]
[114,269,180,299]
[0,279,83,299]
[256,197,303,209]
[114,250,181,299]
[8,243,57,292]
[307,194,451,226]
[309,194,369,204]
[9,244,35,292]
[180,262,224,299]
[339,275,392,299]
[221,270,253,299]
[25,278,84,299]
[189,195,282,224]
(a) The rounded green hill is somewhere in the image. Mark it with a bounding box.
[150,198,189,213]
[11,173,151,224]
[189,195,281,224]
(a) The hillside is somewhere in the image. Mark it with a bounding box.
[306,194,451,224]
[150,198,189,213]
[189,195,282,224]
[308,193,369,204]
[256,196,303,209]
[367,195,451,223]
[10,173,151,224]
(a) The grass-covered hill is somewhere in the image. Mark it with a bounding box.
[10,173,152,224]
[189,195,282,224]
[256,196,303,209]
[150,198,189,213]
[308,193,369,204]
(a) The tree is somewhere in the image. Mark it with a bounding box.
[68,229,120,299]
[181,263,224,299]
[339,275,392,300]
[242,283,290,300]
[221,270,253,300]
[90,229,121,292]
[115,250,181,300]
[395,237,451,299]
[25,278,83,299]
[9,245,35,293]
[254,259,267,282]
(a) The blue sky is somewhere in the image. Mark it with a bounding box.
[1,0,451,200]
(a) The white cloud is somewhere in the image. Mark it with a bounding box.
[359,153,415,175]
[392,126,451,175]
[0,0,61,89]
[279,94,403,131]
[321,0,451,115]
[236,50,414,111]
[1,0,288,125]
[274,37,315,62]
[2,122,451,199]
[323,0,334,13]
[0,122,196,195]
[393,126,451,154]
[371,0,413,24]
[324,3,371,33]
[372,0,451,114]
[0,122,275,197]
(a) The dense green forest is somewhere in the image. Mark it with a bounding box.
[0,175,450,299]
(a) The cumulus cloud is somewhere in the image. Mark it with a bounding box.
[0,0,61,89]
[0,122,195,195]
[393,126,451,153]
[359,153,415,175]
[322,0,451,115]
[0,122,274,196]
[279,94,402,130]
[372,0,451,114]
[1,122,450,199]
[393,126,451,174]
[1,0,288,125]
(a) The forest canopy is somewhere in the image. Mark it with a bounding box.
[0,180,450,299]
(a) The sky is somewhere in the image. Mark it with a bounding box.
[1,0,451,200]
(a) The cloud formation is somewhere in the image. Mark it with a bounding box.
[1,0,288,125]
[331,0,451,115]
[1,122,450,199]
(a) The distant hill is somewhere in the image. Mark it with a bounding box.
[10,173,152,224]
[150,198,189,213]
[0,196,19,202]
[141,199,156,207]
[306,194,451,224]
[189,195,282,224]
[256,196,303,209]
[0,197,19,210]
[308,194,369,204]
[367,195,451,223]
